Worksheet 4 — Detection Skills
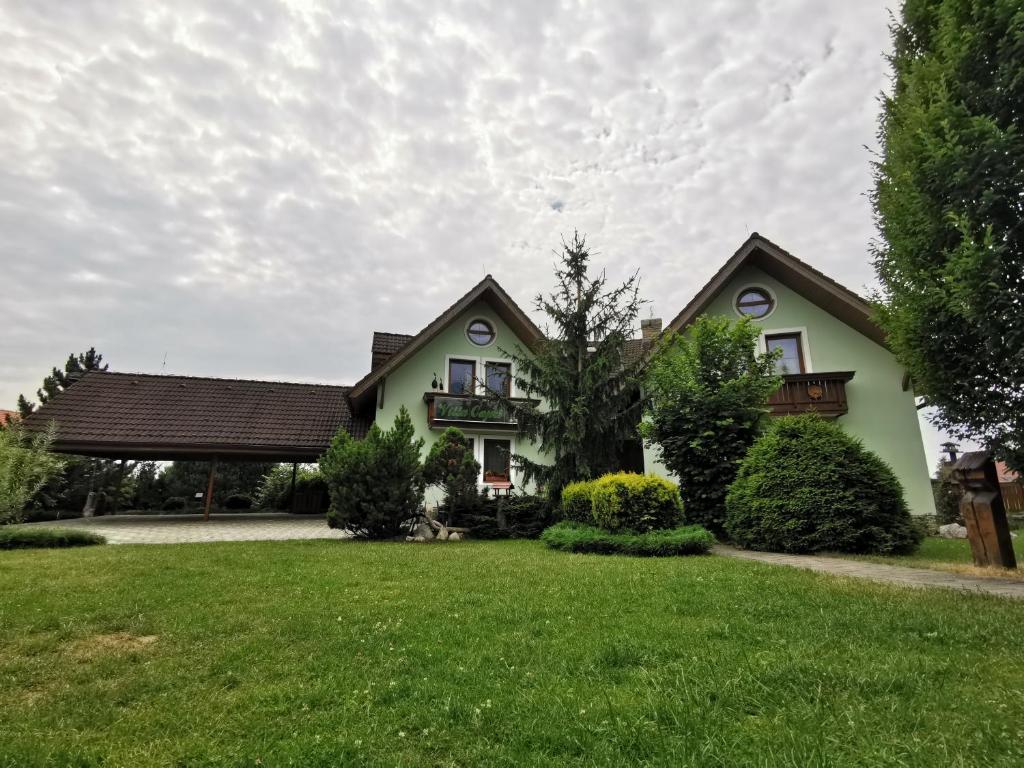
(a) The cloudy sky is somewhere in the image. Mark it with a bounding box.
[0,0,955,465]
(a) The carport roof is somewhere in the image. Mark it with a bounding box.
[21,371,368,461]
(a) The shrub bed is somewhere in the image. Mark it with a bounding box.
[462,492,553,539]
[590,473,683,533]
[725,415,924,555]
[0,527,106,549]
[541,521,713,556]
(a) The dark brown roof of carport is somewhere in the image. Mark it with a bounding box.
[20,371,367,461]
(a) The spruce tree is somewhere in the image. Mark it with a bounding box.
[494,232,645,496]
[19,347,108,415]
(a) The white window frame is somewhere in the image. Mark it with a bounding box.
[444,355,478,395]
[757,326,813,374]
[464,317,497,349]
[733,284,778,321]
[480,356,516,398]
[462,432,518,488]
[443,353,517,398]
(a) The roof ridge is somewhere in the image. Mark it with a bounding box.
[746,232,871,305]
[83,370,353,390]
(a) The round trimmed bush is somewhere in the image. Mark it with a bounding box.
[590,473,683,533]
[725,415,923,554]
[560,480,595,522]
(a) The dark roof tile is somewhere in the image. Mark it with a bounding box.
[371,332,414,370]
[21,371,367,460]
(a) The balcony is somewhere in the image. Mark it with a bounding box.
[423,392,535,430]
[767,371,855,418]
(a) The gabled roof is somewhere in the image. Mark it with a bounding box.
[20,371,368,461]
[349,275,544,404]
[666,233,886,347]
[371,332,414,370]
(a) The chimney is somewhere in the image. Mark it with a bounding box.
[640,318,662,345]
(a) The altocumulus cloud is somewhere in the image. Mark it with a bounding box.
[4,0,953,458]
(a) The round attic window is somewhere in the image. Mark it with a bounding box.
[735,287,775,318]
[467,319,496,346]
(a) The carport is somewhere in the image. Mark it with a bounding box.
[21,371,369,519]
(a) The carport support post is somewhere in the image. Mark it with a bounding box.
[289,462,298,514]
[204,457,218,521]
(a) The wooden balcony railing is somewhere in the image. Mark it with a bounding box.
[767,371,855,418]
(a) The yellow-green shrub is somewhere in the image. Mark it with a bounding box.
[590,473,683,533]
[560,480,595,522]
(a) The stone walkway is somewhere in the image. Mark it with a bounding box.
[713,545,1024,599]
[23,513,350,545]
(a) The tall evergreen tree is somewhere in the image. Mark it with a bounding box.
[493,232,645,496]
[19,347,108,415]
[872,0,1024,471]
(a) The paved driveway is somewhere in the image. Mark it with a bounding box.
[24,513,351,545]
[713,545,1024,600]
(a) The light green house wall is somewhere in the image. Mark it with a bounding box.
[373,299,548,507]
[643,264,936,516]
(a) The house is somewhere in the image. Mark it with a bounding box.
[643,234,935,516]
[346,275,548,498]
[343,233,933,514]
[0,410,17,427]
[23,233,935,516]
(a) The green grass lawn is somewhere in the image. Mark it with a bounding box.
[2,541,1023,767]
[843,536,1024,580]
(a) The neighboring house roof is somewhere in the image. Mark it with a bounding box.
[20,371,367,461]
[666,233,886,347]
[623,338,650,366]
[371,332,414,370]
[349,274,545,405]
[996,461,1019,483]
[0,409,17,426]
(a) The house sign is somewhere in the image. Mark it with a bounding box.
[434,396,512,424]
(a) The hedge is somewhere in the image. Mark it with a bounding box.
[725,414,923,555]
[0,527,106,550]
[541,521,713,556]
[590,473,683,533]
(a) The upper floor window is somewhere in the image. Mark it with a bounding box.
[736,287,774,318]
[765,333,805,375]
[467,319,496,346]
[485,361,511,396]
[448,358,476,395]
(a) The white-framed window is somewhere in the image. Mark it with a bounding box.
[465,318,496,347]
[447,357,476,395]
[444,354,516,397]
[756,326,813,374]
[462,432,516,486]
[733,284,777,320]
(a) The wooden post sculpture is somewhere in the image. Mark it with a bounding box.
[952,451,1017,569]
